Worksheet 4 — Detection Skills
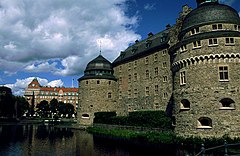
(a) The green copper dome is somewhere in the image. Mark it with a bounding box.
[180,2,240,39]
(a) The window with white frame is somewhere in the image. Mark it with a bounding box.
[190,27,199,35]
[219,66,229,81]
[225,37,234,45]
[212,24,222,30]
[180,71,186,85]
[208,38,218,46]
[193,40,201,48]
[180,45,187,52]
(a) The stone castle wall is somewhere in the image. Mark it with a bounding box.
[78,79,118,125]
[113,48,172,113]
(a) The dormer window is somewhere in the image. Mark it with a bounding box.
[212,24,222,30]
[190,27,199,35]
[131,47,138,54]
[145,40,152,48]
[234,25,240,31]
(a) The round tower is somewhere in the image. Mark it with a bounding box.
[170,0,240,137]
[78,55,117,125]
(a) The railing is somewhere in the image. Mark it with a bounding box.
[195,140,240,156]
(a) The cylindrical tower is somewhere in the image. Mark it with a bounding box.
[170,1,240,138]
[78,55,117,125]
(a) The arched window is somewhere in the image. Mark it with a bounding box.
[219,98,235,110]
[197,117,212,129]
[180,99,190,110]
[82,114,90,119]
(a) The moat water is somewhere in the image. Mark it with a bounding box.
[0,124,222,156]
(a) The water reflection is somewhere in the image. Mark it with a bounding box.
[0,124,194,156]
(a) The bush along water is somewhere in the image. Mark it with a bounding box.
[89,111,240,154]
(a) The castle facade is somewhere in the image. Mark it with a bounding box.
[24,78,79,111]
[78,0,240,138]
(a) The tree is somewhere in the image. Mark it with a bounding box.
[66,103,74,118]
[49,98,58,113]
[13,96,29,118]
[0,93,14,117]
[36,100,49,118]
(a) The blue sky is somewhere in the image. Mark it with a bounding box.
[0,0,239,95]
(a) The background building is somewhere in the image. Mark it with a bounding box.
[24,78,79,111]
[78,0,240,138]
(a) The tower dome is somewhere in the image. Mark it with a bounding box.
[79,54,116,81]
[179,1,240,39]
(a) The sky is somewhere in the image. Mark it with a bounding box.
[0,0,239,96]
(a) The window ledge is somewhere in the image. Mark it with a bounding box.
[225,44,235,46]
[197,126,212,129]
[192,46,202,50]
[208,44,218,47]
[219,107,235,110]
[219,80,229,82]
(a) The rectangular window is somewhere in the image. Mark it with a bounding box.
[119,77,122,84]
[163,76,168,82]
[219,66,229,81]
[154,67,158,76]
[155,85,159,95]
[145,57,149,65]
[128,90,131,98]
[191,27,199,35]
[180,45,187,52]
[134,73,137,82]
[162,49,167,56]
[212,24,222,30]
[128,75,131,83]
[225,37,235,45]
[154,54,158,62]
[134,89,138,98]
[146,70,149,79]
[128,63,131,71]
[193,41,201,48]
[163,62,167,68]
[163,92,168,99]
[145,87,149,96]
[180,71,186,85]
[134,61,137,68]
[209,38,218,46]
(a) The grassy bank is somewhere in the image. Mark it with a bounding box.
[87,126,240,154]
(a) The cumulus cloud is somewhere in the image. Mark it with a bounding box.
[5,77,64,96]
[0,0,141,76]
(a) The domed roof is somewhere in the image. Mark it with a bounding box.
[180,2,240,38]
[78,54,116,81]
[85,54,113,72]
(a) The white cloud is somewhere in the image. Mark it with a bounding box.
[0,0,140,76]
[5,77,64,96]
[144,3,156,11]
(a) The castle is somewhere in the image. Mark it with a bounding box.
[78,0,240,138]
